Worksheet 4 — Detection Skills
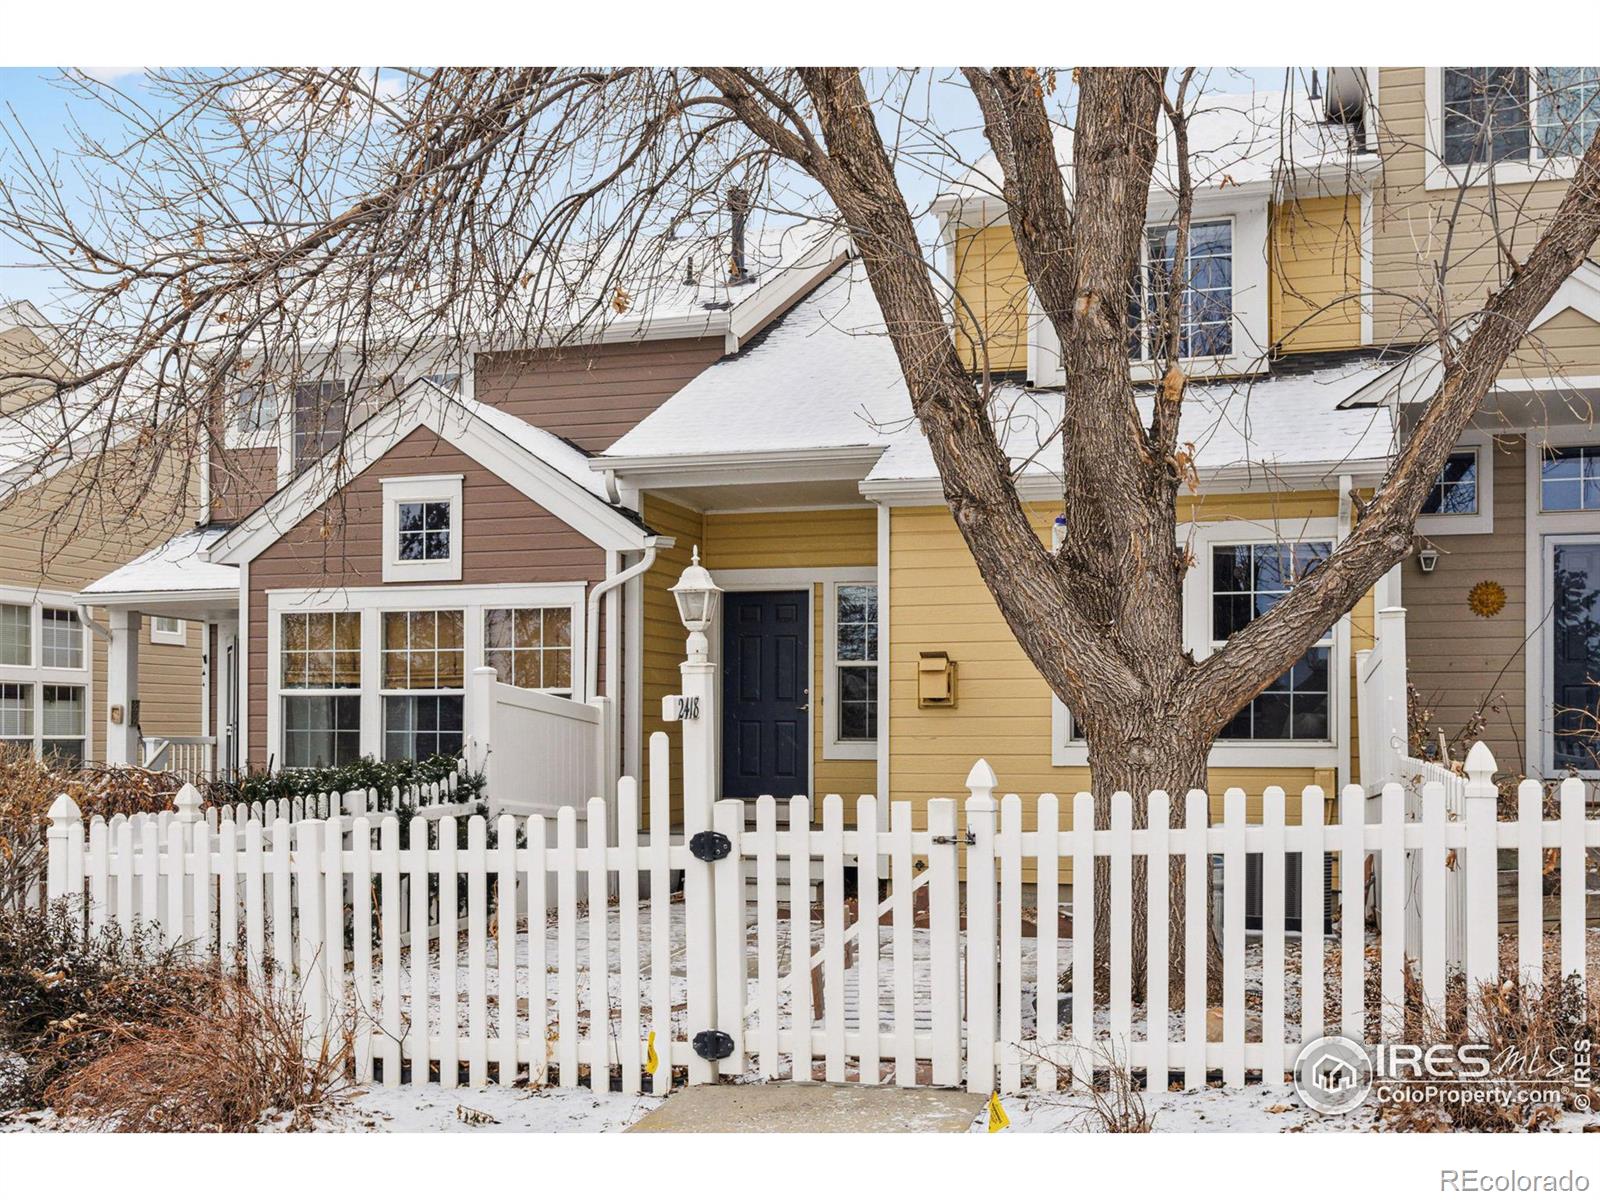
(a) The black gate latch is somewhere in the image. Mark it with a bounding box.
[692,1029,736,1062]
[689,830,731,862]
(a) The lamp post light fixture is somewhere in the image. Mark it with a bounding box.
[670,546,722,662]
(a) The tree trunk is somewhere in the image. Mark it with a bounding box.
[1085,718,1224,1010]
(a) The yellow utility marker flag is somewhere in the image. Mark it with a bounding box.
[645,1031,659,1075]
[986,1092,1010,1133]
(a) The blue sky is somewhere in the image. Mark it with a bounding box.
[0,67,1306,316]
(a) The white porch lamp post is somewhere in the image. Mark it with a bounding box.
[669,546,723,1085]
[669,547,722,663]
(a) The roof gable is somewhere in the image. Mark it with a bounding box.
[209,381,652,566]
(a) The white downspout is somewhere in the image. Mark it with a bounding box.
[584,536,669,702]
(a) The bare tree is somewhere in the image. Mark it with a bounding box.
[3,66,1598,999]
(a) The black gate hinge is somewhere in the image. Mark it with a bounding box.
[692,1029,735,1061]
[931,831,976,846]
[689,830,731,862]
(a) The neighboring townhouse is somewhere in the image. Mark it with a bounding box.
[71,67,1600,852]
[74,223,849,796]
[0,300,206,767]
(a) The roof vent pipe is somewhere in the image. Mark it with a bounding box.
[727,186,753,286]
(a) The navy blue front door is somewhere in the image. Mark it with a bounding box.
[722,590,809,798]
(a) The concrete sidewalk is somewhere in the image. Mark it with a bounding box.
[626,1082,986,1133]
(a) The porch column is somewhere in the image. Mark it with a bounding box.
[217,617,240,777]
[104,608,141,765]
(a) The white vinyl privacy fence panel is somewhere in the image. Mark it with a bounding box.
[46,739,1599,1097]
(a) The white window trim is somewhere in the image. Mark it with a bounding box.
[1423,67,1595,192]
[1030,200,1268,385]
[1051,516,1345,769]
[381,474,464,583]
[150,616,187,646]
[1416,432,1495,536]
[823,578,879,761]
[266,581,587,766]
[0,587,91,762]
[1522,428,1600,777]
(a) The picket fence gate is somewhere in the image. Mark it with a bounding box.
[46,738,1599,1097]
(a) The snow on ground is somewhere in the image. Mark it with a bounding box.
[322,1084,662,1133]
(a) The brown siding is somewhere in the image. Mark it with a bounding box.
[246,426,609,763]
[474,337,725,453]
[1405,436,1528,769]
[209,446,280,524]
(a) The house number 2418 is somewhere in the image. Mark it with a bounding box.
[662,694,701,722]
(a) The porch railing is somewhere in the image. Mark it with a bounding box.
[141,735,216,778]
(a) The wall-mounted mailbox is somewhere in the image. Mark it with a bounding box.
[918,651,958,708]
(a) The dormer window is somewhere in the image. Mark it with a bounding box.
[382,474,463,582]
[1129,219,1234,361]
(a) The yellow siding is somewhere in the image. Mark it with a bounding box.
[704,507,878,802]
[640,495,705,819]
[639,501,880,818]
[889,499,1358,837]
[951,224,1029,375]
[1269,193,1364,352]
[702,508,877,570]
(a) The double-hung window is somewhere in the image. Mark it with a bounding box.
[279,611,362,767]
[290,380,347,473]
[1442,68,1600,166]
[0,599,88,765]
[1128,220,1234,361]
[381,609,465,760]
[483,607,573,694]
[1212,541,1333,741]
[834,585,878,743]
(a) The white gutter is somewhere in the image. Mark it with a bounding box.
[77,604,113,644]
[585,535,672,701]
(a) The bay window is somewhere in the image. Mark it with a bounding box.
[279,611,362,767]
[381,609,466,760]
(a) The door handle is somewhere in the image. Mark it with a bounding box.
[797,704,809,712]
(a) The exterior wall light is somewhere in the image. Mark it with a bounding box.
[670,546,723,661]
[1417,546,1440,573]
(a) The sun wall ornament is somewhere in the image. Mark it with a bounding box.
[1468,579,1507,618]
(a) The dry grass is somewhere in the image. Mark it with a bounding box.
[0,745,188,911]
[43,973,353,1132]
[1377,971,1594,1132]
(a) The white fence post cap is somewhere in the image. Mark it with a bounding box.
[1464,741,1497,779]
[48,793,81,826]
[172,782,203,823]
[965,758,998,800]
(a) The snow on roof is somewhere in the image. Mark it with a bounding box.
[940,86,1365,212]
[866,357,1398,490]
[601,260,912,461]
[80,526,239,597]
[449,388,614,501]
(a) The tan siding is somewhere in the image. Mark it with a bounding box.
[888,500,1352,839]
[1405,436,1528,769]
[246,427,608,764]
[952,225,1029,374]
[474,338,725,453]
[1269,193,1364,352]
[0,443,204,760]
[1372,67,1600,376]
[1503,307,1600,379]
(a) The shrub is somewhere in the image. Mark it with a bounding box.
[42,973,351,1132]
[1380,971,1594,1132]
[0,901,216,1110]
[220,753,485,808]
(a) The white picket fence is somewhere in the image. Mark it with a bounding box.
[44,735,1599,1097]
